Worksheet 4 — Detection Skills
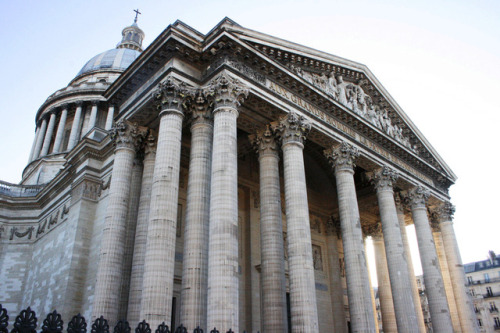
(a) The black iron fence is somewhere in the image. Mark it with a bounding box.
[0,305,255,333]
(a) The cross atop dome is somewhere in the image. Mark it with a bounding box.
[133,9,141,24]
[116,10,145,52]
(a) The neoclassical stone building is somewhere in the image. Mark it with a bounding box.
[0,17,478,332]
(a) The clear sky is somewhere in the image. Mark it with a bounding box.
[0,1,499,281]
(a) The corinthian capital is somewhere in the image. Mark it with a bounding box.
[249,124,278,157]
[324,142,360,172]
[152,76,189,115]
[271,112,311,147]
[184,89,213,125]
[436,201,455,222]
[204,72,249,111]
[406,186,430,209]
[143,131,157,157]
[111,120,146,151]
[370,166,398,192]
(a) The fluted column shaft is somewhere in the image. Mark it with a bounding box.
[141,78,185,328]
[433,228,461,332]
[325,221,348,333]
[68,103,83,150]
[372,167,419,332]
[325,142,376,333]
[32,117,48,160]
[251,127,287,332]
[273,112,318,333]
[87,102,99,134]
[52,107,68,153]
[105,105,115,130]
[127,134,156,323]
[40,112,57,156]
[92,121,143,322]
[206,73,248,332]
[439,206,479,332]
[395,200,426,333]
[372,236,397,333]
[180,98,213,331]
[408,186,453,332]
[28,124,42,162]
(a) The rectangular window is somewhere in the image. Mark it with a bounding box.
[485,273,490,282]
[478,319,482,327]
[487,287,493,297]
[467,276,473,284]
[495,317,500,327]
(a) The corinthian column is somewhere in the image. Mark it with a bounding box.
[68,102,83,150]
[87,101,99,133]
[127,133,156,323]
[371,167,419,332]
[394,194,426,333]
[436,202,479,332]
[31,116,47,161]
[324,142,376,332]
[273,112,319,333]
[40,111,57,156]
[92,120,145,323]
[28,124,41,162]
[105,105,115,130]
[206,73,248,332]
[407,186,453,333]
[250,125,287,332]
[140,77,187,328]
[52,105,68,153]
[180,91,213,331]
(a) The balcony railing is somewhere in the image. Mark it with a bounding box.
[468,276,500,285]
[0,181,43,197]
[490,307,499,313]
[484,292,500,298]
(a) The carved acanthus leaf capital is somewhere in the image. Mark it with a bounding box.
[436,201,455,222]
[406,186,430,209]
[362,222,382,237]
[371,166,399,191]
[249,124,278,156]
[271,112,311,147]
[111,120,146,151]
[324,141,360,172]
[204,72,249,111]
[143,130,157,157]
[152,76,189,114]
[183,89,213,124]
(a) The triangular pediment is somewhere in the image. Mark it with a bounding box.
[107,18,456,193]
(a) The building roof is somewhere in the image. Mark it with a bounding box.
[464,252,500,273]
[77,48,141,77]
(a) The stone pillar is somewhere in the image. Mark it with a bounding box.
[437,202,479,332]
[431,222,461,332]
[87,101,99,134]
[395,194,427,333]
[324,142,376,333]
[206,73,248,332]
[92,120,144,323]
[407,186,453,332]
[140,77,187,328]
[250,125,287,333]
[118,155,144,320]
[272,112,318,333]
[325,218,348,333]
[127,133,156,323]
[52,105,68,153]
[371,166,419,332]
[105,105,115,130]
[372,234,397,333]
[32,116,48,160]
[68,102,83,150]
[364,239,380,333]
[180,91,213,331]
[28,124,41,162]
[40,111,57,156]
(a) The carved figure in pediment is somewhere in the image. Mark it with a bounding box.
[380,109,395,137]
[318,72,328,92]
[336,76,348,106]
[326,71,338,98]
[367,105,381,128]
[346,84,358,113]
[356,86,369,116]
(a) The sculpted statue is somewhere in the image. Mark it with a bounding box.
[336,76,348,106]
[326,71,337,98]
[367,105,381,128]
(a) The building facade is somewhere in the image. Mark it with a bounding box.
[0,18,478,332]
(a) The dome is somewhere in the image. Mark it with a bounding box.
[77,48,140,76]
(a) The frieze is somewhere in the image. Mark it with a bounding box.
[266,79,434,187]
[9,226,34,240]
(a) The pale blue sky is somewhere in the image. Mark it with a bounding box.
[0,1,499,276]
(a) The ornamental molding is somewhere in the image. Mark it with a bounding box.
[183,89,213,125]
[432,201,455,222]
[271,112,311,146]
[143,131,157,157]
[152,76,190,114]
[324,141,360,172]
[110,120,147,151]
[203,72,249,110]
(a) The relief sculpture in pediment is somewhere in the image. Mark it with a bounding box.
[289,65,417,153]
